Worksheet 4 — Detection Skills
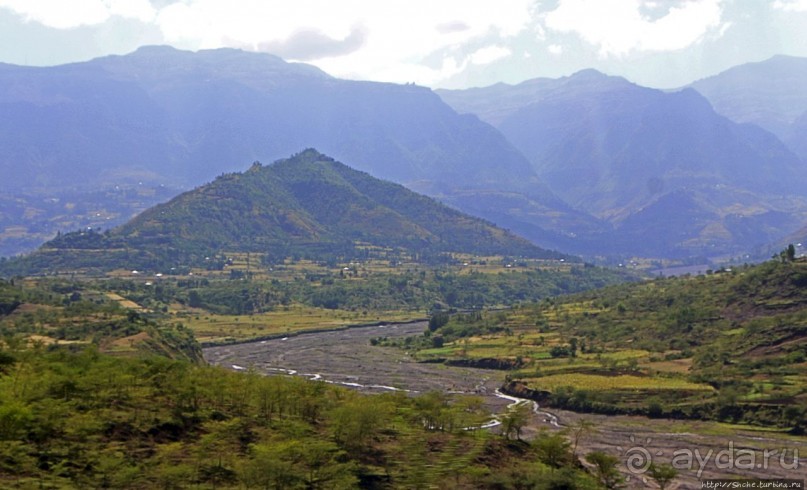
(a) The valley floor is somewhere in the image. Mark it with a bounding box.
[204,322,807,489]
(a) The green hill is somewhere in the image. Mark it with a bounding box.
[2,150,565,275]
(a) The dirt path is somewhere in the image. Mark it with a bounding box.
[203,323,807,488]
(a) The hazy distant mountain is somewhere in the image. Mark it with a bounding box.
[436,69,633,126]
[440,69,807,257]
[0,45,535,192]
[689,55,807,139]
[689,55,807,161]
[0,185,179,259]
[6,47,804,260]
[498,72,804,211]
[436,77,563,127]
[786,110,807,162]
[2,150,565,274]
[0,45,587,257]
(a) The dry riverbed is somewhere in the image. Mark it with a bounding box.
[204,322,512,410]
[203,322,807,489]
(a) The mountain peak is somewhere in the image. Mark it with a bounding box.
[689,53,807,139]
[94,45,333,81]
[567,68,609,80]
[767,53,805,62]
[5,151,561,273]
[129,44,284,64]
[563,68,634,88]
[131,45,182,56]
[293,148,334,162]
[552,69,636,97]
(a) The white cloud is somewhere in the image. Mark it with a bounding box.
[151,0,534,84]
[106,0,154,21]
[153,0,533,51]
[0,0,533,85]
[0,0,155,29]
[547,43,563,55]
[543,0,726,57]
[469,45,511,65]
[773,0,807,11]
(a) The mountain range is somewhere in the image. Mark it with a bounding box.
[0,45,582,258]
[1,150,562,275]
[689,55,807,161]
[2,47,807,262]
[438,63,807,258]
[0,45,539,192]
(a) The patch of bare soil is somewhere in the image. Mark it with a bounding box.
[108,331,151,348]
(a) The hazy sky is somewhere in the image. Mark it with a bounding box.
[1,0,806,89]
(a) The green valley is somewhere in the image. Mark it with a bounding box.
[1,272,612,489]
[3,17,807,490]
[3,150,805,488]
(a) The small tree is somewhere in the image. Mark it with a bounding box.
[501,402,531,440]
[777,244,797,263]
[535,431,572,468]
[571,418,596,459]
[586,451,624,489]
[569,337,579,357]
[428,312,450,332]
[648,463,677,490]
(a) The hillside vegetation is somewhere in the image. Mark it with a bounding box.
[1,247,631,346]
[0,151,635,343]
[1,150,566,277]
[0,277,606,489]
[415,256,807,429]
[0,278,201,362]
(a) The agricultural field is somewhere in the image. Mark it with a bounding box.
[519,373,713,392]
[0,279,201,361]
[176,305,423,344]
[106,252,579,281]
[412,258,807,429]
[6,251,627,347]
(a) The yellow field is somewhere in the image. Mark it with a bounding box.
[177,305,424,343]
[644,357,694,374]
[523,373,714,392]
[104,292,145,311]
[587,349,650,361]
[525,362,602,374]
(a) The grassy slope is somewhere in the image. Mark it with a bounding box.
[0,279,201,362]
